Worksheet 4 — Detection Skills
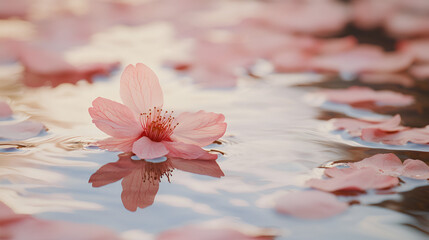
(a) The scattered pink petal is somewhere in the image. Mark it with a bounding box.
[0,0,30,19]
[409,64,429,80]
[270,50,312,72]
[332,114,406,137]
[352,0,396,29]
[398,38,429,63]
[249,0,349,36]
[337,153,429,180]
[0,101,13,119]
[402,159,429,180]
[310,45,414,73]
[353,153,403,176]
[89,63,226,160]
[361,126,429,145]
[359,73,415,88]
[0,201,120,240]
[89,154,224,211]
[0,120,45,140]
[275,191,348,219]
[318,86,414,107]
[306,168,399,192]
[384,12,429,38]
[157,225,274,240]
[14,43,119,87]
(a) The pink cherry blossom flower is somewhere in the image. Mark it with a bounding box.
[89,63,227,160]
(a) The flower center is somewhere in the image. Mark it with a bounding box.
[139,107,179,142]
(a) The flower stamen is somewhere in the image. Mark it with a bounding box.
[140,107,179,142]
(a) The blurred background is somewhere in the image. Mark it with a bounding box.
[0,0,429,240]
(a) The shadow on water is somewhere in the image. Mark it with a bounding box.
[89,153,224,212]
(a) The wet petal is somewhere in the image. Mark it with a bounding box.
[353,153,403,176]
[310,45,413,73]
[402,159,429,180]
[306,168,399,192]
[0,120,45,140]
[164,141,218,160]
[361,127,429,145]
[120,63,163,114]
[275,191,348,219]
[132,136,169,159]
[171,110,227,147]
[318,86,414,107]
[89,97,142,138]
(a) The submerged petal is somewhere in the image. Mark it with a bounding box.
[89,97,142,138]
[163,141,218,160]
[120,63,164,114]
[132,136,169,159]
[171,111,227,147]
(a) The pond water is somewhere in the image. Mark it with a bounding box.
[1,1,429,240]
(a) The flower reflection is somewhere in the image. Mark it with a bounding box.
[89,153,224,211]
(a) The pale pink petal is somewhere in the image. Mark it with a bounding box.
[89,153,136,187]
[171,111,226,147]
[171,158,224,178]
[163,141,217,160]
[5,218,121,240]
[361,127,429,145]
[0,100,13,118]
[157,225,274,240]
[121,164,159,211]
[120,63,163,114]
[0,120,45,140]
[401,159,429,180]
[16,43,77,75]
[353,153,403,176]
[398,39,429,63]
[306,168,399,192]
[275,191,348,219]
[310,45,413,73]
[352,0,395,29]
[0,201,121,240]
[96,137,139,152]
[409,64,429,80]
[319,86,414,107]
[270,50,311,72]
[385,12,429,38]
[359,73,415,88]
[332,114,406,137]
[89,97,142,138]
[316,36,357,54]
[132,136,169,159]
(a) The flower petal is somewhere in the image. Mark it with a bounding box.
[164,141,218,160]
[132,136,169,159]
[0,120,45,140]
[353,153,403,176]
[401,159,429,180]
[171,111,227,147]
[306,168,399,192]
[96,137,138,152]
[89,97,142,138]
[275,191,348,219]
[120,63,163,114]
